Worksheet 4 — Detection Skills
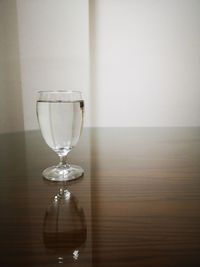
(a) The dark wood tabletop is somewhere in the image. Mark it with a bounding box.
[0,128,200,267]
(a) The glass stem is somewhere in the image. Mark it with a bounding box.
[58,152,70,167]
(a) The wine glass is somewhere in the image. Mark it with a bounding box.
[43,188,87,263]
[36,91,84,181]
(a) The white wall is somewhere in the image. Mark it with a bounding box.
[17,0,90,130]
[90,0,200,126]
[0,0,200,132]
[0,0,24,133]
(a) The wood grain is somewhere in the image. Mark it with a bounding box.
[0,128,200,267]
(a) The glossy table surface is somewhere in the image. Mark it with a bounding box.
[0,128,200,267]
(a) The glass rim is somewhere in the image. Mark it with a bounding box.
[37,90,82,94]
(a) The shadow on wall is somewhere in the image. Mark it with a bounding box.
[0,0,24,133]
[89,0,96,127]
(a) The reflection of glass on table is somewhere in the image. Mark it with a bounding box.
[43,188,87,263]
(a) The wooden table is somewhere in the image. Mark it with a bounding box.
[0,128,200,267]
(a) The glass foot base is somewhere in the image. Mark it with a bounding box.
[42,164,84,182]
